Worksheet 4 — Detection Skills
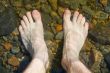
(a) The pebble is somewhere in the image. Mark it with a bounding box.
[48,0,57,11]
[99,0,108,6]
[11,47,20,54]
[55,24,63,32]
[82,6,95,16]
[41,4,52,14]
[58,7,65,17]
[8,56,20,67]
[55,31,64,40]
[2,42,13,51]
[58,0,79,9]
[44,31,54,40]
[10,0,23,7]
[105,5,110,13]
[94,11,108,19]
[104,52,110,70]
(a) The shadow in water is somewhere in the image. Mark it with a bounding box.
[15,36,31,73]
[50,40,66,73]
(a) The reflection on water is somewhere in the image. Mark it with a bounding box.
[0,0,110,73]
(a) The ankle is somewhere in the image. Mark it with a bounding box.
[61,57,79,71]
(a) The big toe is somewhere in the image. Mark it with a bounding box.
[32,10,42,23]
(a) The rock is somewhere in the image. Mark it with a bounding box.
[100,0,108,6]
[89,24,110,45]
[93,11,108,19]
[58,7,65,17]
[23,0,33,10]
[55,24,63,32]
[48,0,57,11]
[99,45,110,54]
[8,56,20,67]
[44,31,54,40]
[10,0,23,7]
[79,0,87,5]
[90,49,103,73]
[11,47,20,54]
[104,5,110,13]
[2,42,13,51]
[0,6,17,36]
[19,8,27,18]
[58,0,79,10]
[0,3,5,12]
[83,39,95,52]
[82,6,95,16]
[55,31,64,40]
[0,66,9,73]
[104,52,110,70]
[50,11,60,22]
[0,47,3,56]
[41,12,52,29]
[40,4,52,14]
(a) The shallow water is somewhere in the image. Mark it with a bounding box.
[0,0,110,73]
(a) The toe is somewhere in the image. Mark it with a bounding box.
[84,22,89,36]
[19,25,24,35]
[72,11,79,22]
[23,15,30,26]
[63,9,71,22]
[26,12,33,23]
[77,14,83,24]
[21,20,27,30]
[80,17,85,26]
[32,10,42,23]
[84,22,89,31]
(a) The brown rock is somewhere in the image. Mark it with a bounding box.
[100,0,108,6]
[2,42,13,51]
[55,24,63,32]
[8,56,20,66]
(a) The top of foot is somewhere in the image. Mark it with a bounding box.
[62,9,89,70]
[19,10,49,69]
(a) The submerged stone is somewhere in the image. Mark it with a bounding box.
[89,24,110,45]
[48,0,57,11]
[55,31,64,40]
[11,47,20,54]
[104,5,110,13]
[104,52,110,70]
[0,6,17,36]
[44,31,54,40]
[100,0,108,6]
[82,6,95,16]
[58,0,79,9]
[94,11,108,19]
[8,55,20,67]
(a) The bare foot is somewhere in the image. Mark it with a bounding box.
[62,9,89,70]
[19,10,49,69]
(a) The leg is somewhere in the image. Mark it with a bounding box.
[62,9,91,73]
[19,10,49,73]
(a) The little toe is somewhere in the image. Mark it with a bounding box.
[80,17,86,26]
[23,15,30,26]
[63,9,71,22]
[77,14,83,24]
[26,12,33,23]
[84,22,89,36]
[21,20,27,30]
[19,25,24,35]
[32,10,42,23]
[72,11,79,23]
